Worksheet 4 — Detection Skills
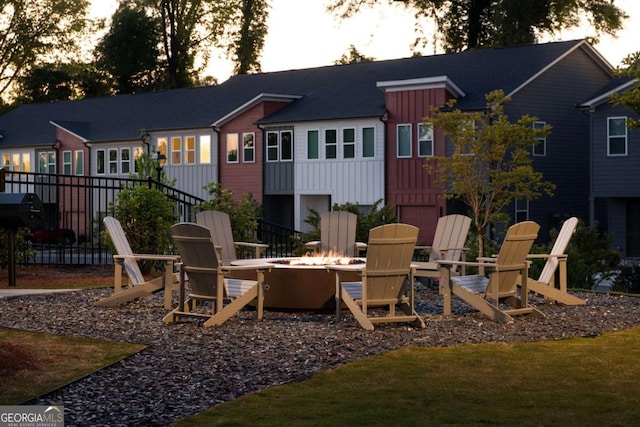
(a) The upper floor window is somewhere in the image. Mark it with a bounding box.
[325,129,337,159]
[243,133,255,163]
[227,133,239,163]
[171,136,182,164]
[200,135,211,164]
[608,117,627,156]
[515,198,529,222]
[397,124,412,158]
[418,124,433,157]
[307,130,319,159]
[533,121,546,156]
[267,130,293,162]
[74,150,84,175]
[185,136,196,164]
[362,127,375,158]
[63,151,72,175]
[342,128,355,159]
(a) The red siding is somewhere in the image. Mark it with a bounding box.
[385,87,449,243]
[219,101,290,204]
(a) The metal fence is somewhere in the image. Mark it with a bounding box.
[0,170,299,266]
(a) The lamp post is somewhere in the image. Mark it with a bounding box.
[152,151,166,187]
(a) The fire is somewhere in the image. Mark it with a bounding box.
[285,251,355,266]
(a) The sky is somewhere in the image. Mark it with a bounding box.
[89,0,640,83]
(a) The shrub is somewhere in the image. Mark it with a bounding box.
[612,261,640,294]
[0,227,35,268]
[108,185,176,274]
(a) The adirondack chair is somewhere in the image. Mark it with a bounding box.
[196,210,268,264]
[162,223,271,327]
[327,223,426,330]
[521,217,585,305]
[414,214,471,281]
[96,216,179,309]
[305,211,367,257]
[438,221,544,322]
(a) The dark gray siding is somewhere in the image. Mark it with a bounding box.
[590,102,640,198]
[264,161,294,194]
[506,47,611,239]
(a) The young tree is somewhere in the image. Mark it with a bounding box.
[425,90,555,260]
[328,0,627,53]
[0,0,92,101]
[611,51,640,129]
[94,4,164,93]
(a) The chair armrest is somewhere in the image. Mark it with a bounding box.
[437,259,524,272]
[235,241,269,249]
[305,241,320,249]
[114,254,180,262]
[220,264,272,274]
[526,253,568,260]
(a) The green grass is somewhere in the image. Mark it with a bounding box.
[0,328,145,404]
[173,328,640,426]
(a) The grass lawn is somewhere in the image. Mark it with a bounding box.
[173,328,640,426]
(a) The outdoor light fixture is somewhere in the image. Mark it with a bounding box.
[152,151,166,184]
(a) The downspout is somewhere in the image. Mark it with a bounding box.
[212,126,221,184]
[379,110,389,217]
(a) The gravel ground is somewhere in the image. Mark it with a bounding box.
[1,284,639,426]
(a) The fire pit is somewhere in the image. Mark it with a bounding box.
[231,255,364,310]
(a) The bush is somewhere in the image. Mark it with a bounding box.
[108,185,176,274]
[612,261,640,294]
[0,227,34,268]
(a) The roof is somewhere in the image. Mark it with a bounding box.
[579,76,637,110]
[0,39,609,149]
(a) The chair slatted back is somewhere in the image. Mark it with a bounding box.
[430,214,472,273]
[320,211,358,256]
[364,223,418,301]
[196,210,237,264]
[170,223,222,298]
[486,221,540,298]
[538,217,578,285]
[103,216,145,285]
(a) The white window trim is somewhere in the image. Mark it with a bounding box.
[227,133,239,163]
[325,129,337,160]
[266,130,279,162]
[417,123,434,158]
[242,132,256,163]
[280,130,293,162]
[74,150,84,175]
[171,136,182,165]
[96,149,105,175]
[607,116,628,156]
[307,129,320,160]
[62,150,72,175]
[119,148,130,175]
[533,121,546,157]
[397,123,412,158]
[341,127,356,159]
[185,136,196,165]
[108,148,118,175]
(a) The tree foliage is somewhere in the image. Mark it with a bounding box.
[0,0,92,101]
[328,0,627,53]
[94,3,164,93]
[612,51,640,129]
[425,90,555,258]
[228,0,269,75]
[335,44,375,65]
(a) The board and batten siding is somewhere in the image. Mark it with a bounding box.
[293,119,385,231]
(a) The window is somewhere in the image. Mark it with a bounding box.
[185,136,196,164]
[533,121,546,156]
[226,133,238,163]
[97,150,105,174]
[515,198,529,222]
[2,154,8,169]
[109,149,118,174]
[21,153,30,172]
[74,150,84,175]
[133,147,143,172]
[38,151,55,173]
[243,133,255,163]
[63,151,72,175]
[281,131,293,161]
[362,127,375,158]
[343,128,355,159]
[171,137,182,164]
[200,135,211,164]
[397,124,412,157]
[157,138,168,159]
[267,131,279,161]
[120,148,130,174]
[608,117,627,156]
[307,130,319,159]
[418,124,433,157]
[325,129,337,159]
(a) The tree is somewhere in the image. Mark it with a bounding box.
[328,0,627,53]
[228,0,269,75]
[424,90,555,260]
[335,45,375,65]
[0,0,92,101]
[94,4,164,93]
[612,51,640,129]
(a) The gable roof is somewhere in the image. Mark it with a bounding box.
[579,76,637,110]
[0,39,609,149]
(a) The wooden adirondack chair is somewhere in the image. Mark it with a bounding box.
[521,217,585,305]
[438,221,544,322]
[327,223,425,330]
[96,216,179,309]
[414,214,471,280]
[162,223,271,327]
[305,211,367,257]
[196,210,268,264]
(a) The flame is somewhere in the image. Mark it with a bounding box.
[288,250,352,266]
